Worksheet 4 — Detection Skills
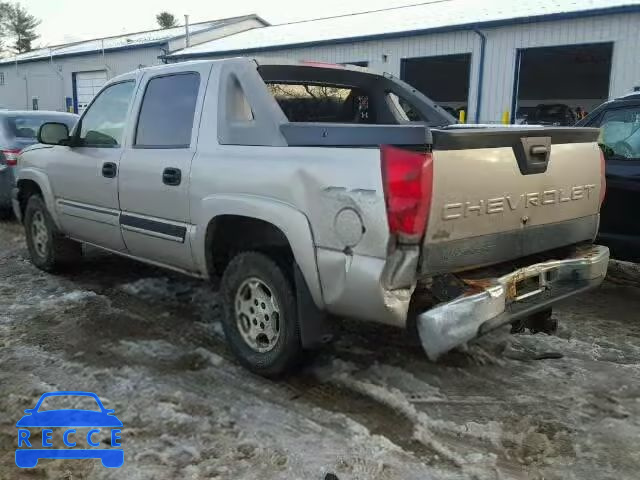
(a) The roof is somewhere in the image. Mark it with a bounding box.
[0,110,78,118]
[168,0,640,58]
[0,14,266,66]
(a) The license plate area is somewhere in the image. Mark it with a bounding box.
[513,269,557,301]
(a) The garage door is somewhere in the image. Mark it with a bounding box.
[512,43,613,125]
[74,70,108,114]
[401,54,472,121]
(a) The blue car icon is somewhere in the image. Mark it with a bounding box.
[16,391,123,468]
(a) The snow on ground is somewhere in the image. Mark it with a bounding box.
[1,219,639,479]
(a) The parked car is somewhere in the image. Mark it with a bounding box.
[515,106,537,125]
[524,104,577,126]
[576,93,640,262]
[12,59,608,377]
[0,111,78,218]
[439,105,457,117]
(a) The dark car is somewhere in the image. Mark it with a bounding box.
[576,93,640,262]
[525,103,577,126]
[0,111,78,217]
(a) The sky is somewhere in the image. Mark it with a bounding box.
[17,0,430,46]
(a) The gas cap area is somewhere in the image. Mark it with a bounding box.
[334,207,365,248]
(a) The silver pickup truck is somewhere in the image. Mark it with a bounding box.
[12,58,609,377]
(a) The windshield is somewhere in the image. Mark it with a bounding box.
[598,107,640,160]
[259,64,454,127]
[535,105,565,115]
[267,83,370,123]
[37,395,101,412]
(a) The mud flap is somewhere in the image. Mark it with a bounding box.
[294,263,333,349]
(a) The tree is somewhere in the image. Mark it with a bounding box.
[0,2,9,54]
[156,11,178,29]
[3,3,40,53]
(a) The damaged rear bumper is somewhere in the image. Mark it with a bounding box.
[417,244,610,360]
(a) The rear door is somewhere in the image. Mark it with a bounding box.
[590,103,640,259]
[117,64,211,271]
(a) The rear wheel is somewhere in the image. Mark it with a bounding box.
[0,206,13,220]
[24,195,81,272]
[219,251,302,377]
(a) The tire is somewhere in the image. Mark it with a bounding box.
[24,195,81,272]
[219,251,302,378]
[0,207,13,220]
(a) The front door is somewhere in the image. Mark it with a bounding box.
[118,65,210,271]
[48,79,137,251]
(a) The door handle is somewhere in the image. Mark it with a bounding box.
[162,167,182,186]
[102,162,117,178]
[530,145,549,156]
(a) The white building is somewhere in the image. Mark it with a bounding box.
[0,15,266,113]
[166,0,640,123]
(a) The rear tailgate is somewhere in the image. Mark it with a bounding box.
[422,127,603,274]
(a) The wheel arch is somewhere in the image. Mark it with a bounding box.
[193,195,324,309]
[16,169,60,228]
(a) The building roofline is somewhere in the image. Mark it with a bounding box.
[0,13,267,67]
[167,4,640,59]
[0,41,169,66]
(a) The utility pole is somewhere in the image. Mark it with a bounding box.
[184,15,190,47]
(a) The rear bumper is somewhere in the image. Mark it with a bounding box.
[416,244,609,360]
[0,167,14,208]
[11,187,22,222]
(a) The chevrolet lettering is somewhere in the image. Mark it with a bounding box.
[442,184,598,220]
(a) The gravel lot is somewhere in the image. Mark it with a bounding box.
[1,218,639,480]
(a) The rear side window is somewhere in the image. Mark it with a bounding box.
[267,83,372,123]
[8,117,47,138]
[135,73,200,148]
[8,116,75,139]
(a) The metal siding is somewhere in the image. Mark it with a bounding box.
[186,12,637,122]
[0,47,163,111]
[2,13,639,122]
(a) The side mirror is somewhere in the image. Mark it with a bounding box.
[23,409,34,414]
[38,122,70,146]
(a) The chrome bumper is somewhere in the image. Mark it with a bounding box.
[417,245,610,360]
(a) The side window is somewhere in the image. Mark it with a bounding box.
[387,92,424,122]
[598,107,640,160]
[135,73,200,148]
[79,81,135,147]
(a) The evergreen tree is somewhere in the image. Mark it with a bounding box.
[4,3,40,53]
[156,12,178,29]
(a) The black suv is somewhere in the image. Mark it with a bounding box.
[577,93,640,262]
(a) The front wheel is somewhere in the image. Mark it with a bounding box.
[219,251,302,378]
[24,195,81,272]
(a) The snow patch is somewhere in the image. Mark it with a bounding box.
[39,289,98,305]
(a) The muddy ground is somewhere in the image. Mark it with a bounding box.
[1,218,639,480]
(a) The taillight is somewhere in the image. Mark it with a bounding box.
[599,149,606,206]
[381,145,434,239]
[1,149,21,166]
